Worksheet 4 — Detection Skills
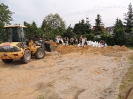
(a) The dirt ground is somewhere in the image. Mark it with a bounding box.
[0,45,133,99]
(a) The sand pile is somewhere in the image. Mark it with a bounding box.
[55,45,130,54]
[0,44,132,99]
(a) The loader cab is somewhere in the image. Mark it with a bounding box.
[4,24,27,42]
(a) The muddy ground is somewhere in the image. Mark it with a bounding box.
[0,45,133,99]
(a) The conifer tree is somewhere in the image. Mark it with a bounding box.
[114,18,126,45]
[124,3,133,33]
[94,14,104,35]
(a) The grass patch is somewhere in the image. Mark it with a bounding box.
[36,90,60,99]
[37,95,45,99]
[118,55,133,99]
[36,94,60,99]
[126,46,133,50]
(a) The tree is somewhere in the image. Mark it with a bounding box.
[101,32,115,45]
[73,19,91,37]
[0,3,14,42]
[124,3,133,33]
[132,27,133,33]
[0,3,13,28]
[24,21,44,38]
[126,27,133,46]
[63,25,74,38]
[113,18,126,45]
[41,13,66,39]
[94,14,104,35]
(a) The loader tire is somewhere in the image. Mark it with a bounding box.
[21,50,31,64]
[35,48,45,59]
[2,59,13,63]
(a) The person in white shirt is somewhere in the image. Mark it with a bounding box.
[82,36,86,47]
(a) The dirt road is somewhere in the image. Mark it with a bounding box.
[0,46,132,99]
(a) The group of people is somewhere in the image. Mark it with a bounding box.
[55,36,75,45]
[55,35,107,47]
[78,35,87,47]
[55,35,87,47]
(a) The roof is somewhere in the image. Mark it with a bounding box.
[4,24,27,28]
[0,42,20,46]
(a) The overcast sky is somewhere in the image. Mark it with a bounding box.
[1,0,133,28]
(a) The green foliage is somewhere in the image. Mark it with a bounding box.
[117,55,133,99]
[113,18,126,45]
[73,19,91,37]
[24,21,44,39]
[127,46,133,50]
[86,33,95,41]
[41,13,66,40]
[126,35,133,46]
[1,3,133,45]
[95,14,102,27]
[94,14,103,35]
[0,3,13,28]
[101,32,115,45]
[124,3,133,33]
[63,25,74,38]
[131,27,133,33]
[0,3,13,42]
[0,28,7,43]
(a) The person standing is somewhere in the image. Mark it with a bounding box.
[84,36,87,46]
[79,35,82,46]
[64,37,68,45]
[82,36,87,47]
[75,38,78,44]
[100,40,105,47]
[70,37,74,45]
[82,36,85,47]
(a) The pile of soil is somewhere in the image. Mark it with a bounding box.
[55,45,129,54]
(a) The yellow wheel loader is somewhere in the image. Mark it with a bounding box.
[0,24,46,64]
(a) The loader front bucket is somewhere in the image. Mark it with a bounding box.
[44,41,57,52]
[50,45,57,52]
